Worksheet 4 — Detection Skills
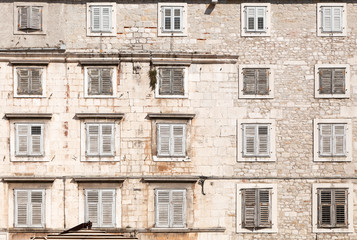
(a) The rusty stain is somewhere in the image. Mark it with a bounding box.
[157,164,169,172]
[197,38,206,41]
[63,121,68,137]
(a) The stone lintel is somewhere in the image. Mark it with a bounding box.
[5,113,53,119]
[146,113,195,120]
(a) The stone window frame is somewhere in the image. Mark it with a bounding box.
[13,66,47,98]
[13,2,48,35]
[317,3,347,37]
[236,183,278,233]
[237,119,276,162]
[312,183,353,233]
[314,64,350,99]
[313,119,352,162]
[86,2,117,37]
[240,3,271,37]
[238,65,275,99]
[154,66,189,99]
[83,66,118,98]
[157,3,188,37]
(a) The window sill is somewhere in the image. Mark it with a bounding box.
[238,94,273,99]
[14,95,47,98]
[84,95,116,99]
[315,94,349,99]
[317,32,347,37]
[153,156,190,162]
[155,95,188,99]
[13,32,46,36]
[313,226,353,233]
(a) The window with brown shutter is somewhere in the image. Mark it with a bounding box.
[318,189,348,228]
[18,6,42,31]
[87,68,113,95]
[16,68,43,95]
[319,68,346,95]
[158,68,184,96]
[243,68,269,95]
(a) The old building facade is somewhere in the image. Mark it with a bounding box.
[0,0,356,240]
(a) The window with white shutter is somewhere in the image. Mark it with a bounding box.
[317,3,346,37]
[242,124,270,157]
[158,3,187,36]
[319,123,346,157]
[18,6,42,31]
[155,189,186,228]
[241,3,270,36]
[86,123,115,157]
[157,124,186,157]
[15,189,45,228]
[85,189,115,228]
[15,124,44,156]
[87,68,114,96]
[90,6,113,32]
[16,68,43,96]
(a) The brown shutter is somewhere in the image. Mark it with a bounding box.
[258,189,271,228]
[17,69,30,94]
[242,189,256,228]
[159,69,171,95]
[257,69,269,95]
[30,7,42,30]
[172,69,184,95]
[258,125,269,156]
[319,69,332,94]
[243,69,256,95]
[30,69,42,95]
[19,7,29,29]
[88,69,100,95]
[319,189,332,227]
[335,189,347,227]
[101,69,113,95]
[332,69,345,94]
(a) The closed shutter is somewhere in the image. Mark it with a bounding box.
[171,190,186,228]
[319,189,332,227]
[172,124,185,156]
[101,190,115,227]
[333,124,346,156]
[319,69,332,94]
[243,69,256,95]
[332,69,345,94]
[91,7,101,32]
[101,69,113,95]
[157,124,170,156]
[156,190,170,227]
[15,190,44,227]
[86,190,99,226]
[30,125,43,155]
[257,69,269,95]
[243,125,256,156]
[15,190,29,226]
[88,69,100,95]
[258,189,271,228]
[30,7,41,30]
[173,8,182,31]
[30,69,42,95]
[87,124,99,155]
[159,69,172,95]
[320,124,332,156]
[163,7,172,31]
[17,69,30,94]
[257,125,269,156]
[335,189,347,227]
[101,7,112,32]
[318,189,347,228]
[332,7,342,32]
[172,69,184,95]
[101,124,114,156]
[31,190,44,227]
[322,7,332,32]
[242,189,256,228]
[16,124,29,155]
[256,7,266,31]
[246,7,255,31]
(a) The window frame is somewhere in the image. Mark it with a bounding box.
[86,2,116,37]
[317,3,347,37]
[84,66,117,98]
[13,2,47,35]
[312,183,353,233]
[155,66,188,99]
[236,183,277,233]
[237,119,276,162]
[14,123,44,157]
[14,66,46,98]
[238,65,274,99]
[158,3,187,37]
[241,3,270,37]
[313,119,352,162]
[314,64,350,98]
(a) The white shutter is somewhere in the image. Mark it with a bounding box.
[30,69,42,95]
[157,124,170,156]
[163,7,172,31]
[87,124,99,155]
[15,190,29,227]
[332,7,342,32]
[88,69,100,95]
[246,7,255,31]
[101,7,112,32]
[31,190,44,227]
[257,125,269,156]
[256,7,266,31]
[101,68,113,95]
[171,190,186,228]
[86,190,99,226]
[101,124,114,156]
[30,7,41,30]
[320,124,332,156]
[172,124,185,156]
[91,6,101,32]
[101,190,115,227]
[322,7,332,32]
[243,125,256,156]
[17,69,30,94]
[333,124,346,156]
[173,7,182,31]
[30,125,43,155]
[16,124,29,155]
[156,190,170,227]
[18,7,29,29]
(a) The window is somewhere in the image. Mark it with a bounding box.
[84,67,116,97]
[237,184,277,233]
[155,189,186,228]
[317,3,346,37]
[86,3,116,36]
[14,189,45,228]
[239,65,274,99]
[85,189,115,228]
[312,183,353,233]
[14,3,47,35]
[314,119,352,161]
[15,124,44,156]
[237,119,276,162]
[241,3,270,37]
[156,68,186,97]
[158,3,187,36]
[14,67,45,97]
[86,123,114,157]
[315,65,350,98]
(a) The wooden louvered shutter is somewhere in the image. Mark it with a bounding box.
[319,69,332,94]
[163,7,172,31]
[332,7,342,32]
[15,190,29,226]
[16,124,29,155]
[86,190,99,226]
[88,69,100,95]
[243,69,256,95]
[101,124,114,156]
[101,190,115,227]
[246,7,255,31]
[101,69,113,95]
[19,7,29,29]
[159,69,171,95]
[172,69,184,95]
[30,69,42,95]
[156,190,170,227]
[30,7,41,30]
[243,125,256,156]
[333,124,346,156]
[332,69,345,94]
[256,7,266,31]
[257,69,269,95]
[30,125,43,155]
[172,124,185,156]
[242,189,256,228]
[31,190,44,227]
[101,7,112,32]
[91,7,101,32]
[157,124,170,156]
[319,189,332,227]
[335,189,347,227]
[258,189,271,228]
[258,125,269,156]
[171,190,186,228]
[320,124,332,156]
[87,124,99,155]
[17,69,30,94]
[322,7,332,32]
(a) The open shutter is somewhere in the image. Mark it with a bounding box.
[242,189,256,228]
[101,190,115,227]
[172,124,185,156]
[172,69,184,95]
[173,7,182,31]
[319,69,332,94]
[320,124,332,156]
[332,7,342,32]
[335,189,347,227]
[19,7,29,29]
[322,7,332,32]
[332,69,345,94]
[171,190,186,228]
[256,7,266,31]
[333,124,346,156]
[91,7,101,32]
[30,125,43,155]
[258,189,271,228]
[101,124,114,156]
[257,69,269,95]
[243,125,256,156]
[159,69,172,95]
[88,69,100,95]
[30,69,42,95]
[101,69,113,95]
[101,7,112,32]
[319,189,332,227]
[30,7,41,30]
[157,124,170,156]
[243,69,256,95]
[257,125,269,156]
[156,190,170,227]
[15,190,29,226]
[86,190,99,226]
[31,190,44,227]
[246,7,255,31]
[17,69,30,94]
[163,7,172,31]
[87,124,99,155]
[16,124,29,155]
